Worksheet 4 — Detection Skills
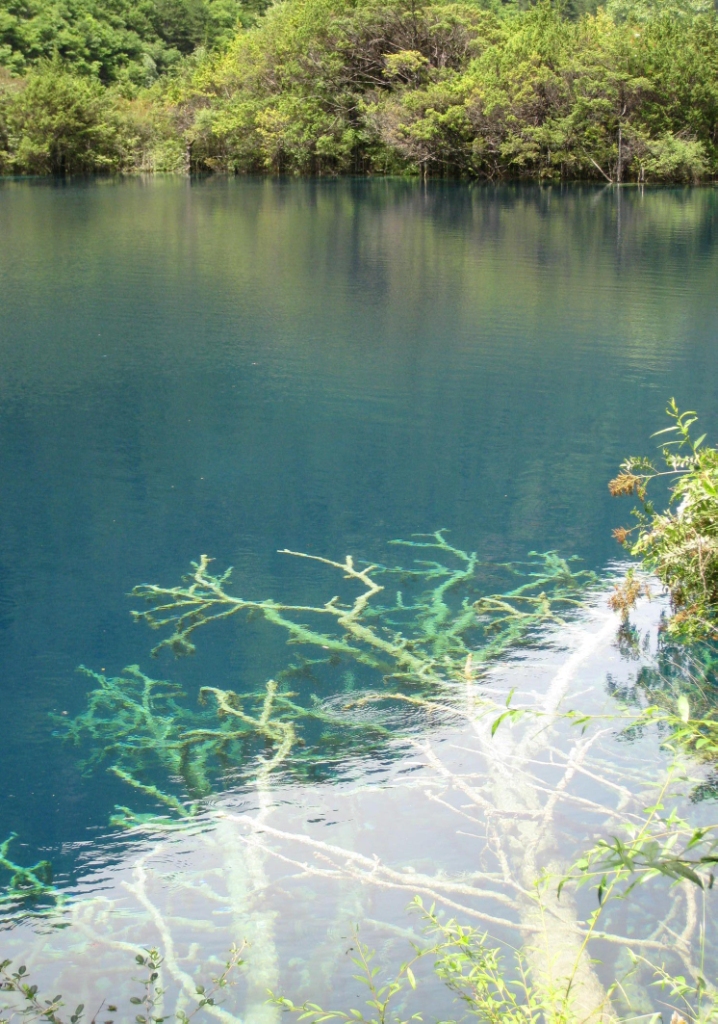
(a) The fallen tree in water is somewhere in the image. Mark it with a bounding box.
[2,534,717,1022]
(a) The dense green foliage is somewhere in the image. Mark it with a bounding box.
[183,0,718,177]
[0,0,266,82]
[0,0,718,178]
[611,401,718,640]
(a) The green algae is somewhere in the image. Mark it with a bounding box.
[0,834,64,920]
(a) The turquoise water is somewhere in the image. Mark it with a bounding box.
[1,178,718,1011]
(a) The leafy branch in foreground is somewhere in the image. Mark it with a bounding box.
[270,906,574,1024]
[272,896,714,1024]
[562,765,718,898]
[0,944,245,1024]
[270,928,425,1024]
[610,399,718,640]
[564,660,718,892]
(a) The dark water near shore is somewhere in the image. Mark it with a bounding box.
[1,177,718,889]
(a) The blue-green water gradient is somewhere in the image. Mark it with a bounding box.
[0,177,717,880]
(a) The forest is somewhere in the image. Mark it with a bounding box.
[0,0,717,178]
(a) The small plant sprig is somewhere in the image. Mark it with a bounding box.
[627,953,718,1024]
[0,944,245,1024]
[270,931,425,1024]
[562,765,718,899]
[130,949,165,1024]
[610,399,718,639]
[177,943,246,1024]
[272,899,608,1024]
[0,958,87,1024]
[419,899,572,1024]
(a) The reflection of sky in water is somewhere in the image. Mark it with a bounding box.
[1,180,718,1012]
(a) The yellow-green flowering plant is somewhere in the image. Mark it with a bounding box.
[611,399,718,640]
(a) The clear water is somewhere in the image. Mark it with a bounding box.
[1,178,718,1011]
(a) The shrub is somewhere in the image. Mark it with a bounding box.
[0,62,134,172]
[611,400,718,640]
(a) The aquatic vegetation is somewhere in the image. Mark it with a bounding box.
[0,834,63,920]
[33,535,603,1024]
[37,534,617,1022]
[611,400,718,640]
[55,665,395,826]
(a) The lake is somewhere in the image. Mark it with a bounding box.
[1,178,717,1020]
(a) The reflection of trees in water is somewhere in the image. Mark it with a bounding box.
[608,631,718,803]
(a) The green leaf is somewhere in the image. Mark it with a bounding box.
[677,695,690,723]
[670,862,704,888]
[491,711,511,737]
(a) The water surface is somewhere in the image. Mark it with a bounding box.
[1,179,717,1007]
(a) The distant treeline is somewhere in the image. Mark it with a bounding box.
[0,0,717,179]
